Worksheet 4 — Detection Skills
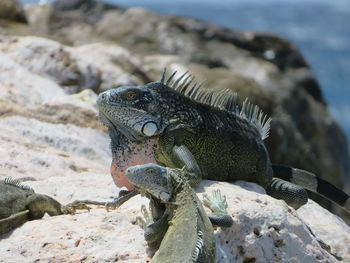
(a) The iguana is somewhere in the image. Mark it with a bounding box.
[97,69,350,212]
[0,178,104,235]
[125,163,233,263]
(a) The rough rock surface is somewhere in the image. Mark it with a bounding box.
[0,0,349,262]
[200,181,344,263]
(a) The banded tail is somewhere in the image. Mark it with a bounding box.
[272,165,350,212]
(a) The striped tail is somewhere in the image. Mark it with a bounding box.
[272,165,350,213]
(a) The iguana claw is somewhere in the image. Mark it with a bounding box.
[62,200,106,215]
[105,190,139,211]
[203,189,228,214]
[136,204,154,229]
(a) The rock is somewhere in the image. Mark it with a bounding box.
[1,178,348,263]
[197,181,344,263]
[0,116,110,167]
[0,0,27,23]
[297,201,350,261]
[0,197,151,263]
[0,36,148,93]
[73,42,149,91]
[0,36,96,91]
[0,49,65,107]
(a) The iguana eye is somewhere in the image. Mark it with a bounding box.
[146,168,155,175]
[125,90,137,100]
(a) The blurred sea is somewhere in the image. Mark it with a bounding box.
[23,0,350,141]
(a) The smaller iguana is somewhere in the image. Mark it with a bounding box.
[125,163,233,263]
[0,178,104,235]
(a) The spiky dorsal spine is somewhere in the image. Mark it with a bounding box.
[161,69,272,140]
[2,177,33,191]
[191,230,204,262]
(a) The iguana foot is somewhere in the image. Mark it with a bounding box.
[136,204,154,229]
[266,178,308,210]
[105,189,139,211]
[203,189,228,214]
[203,189,233,228]
[62,200,106,215]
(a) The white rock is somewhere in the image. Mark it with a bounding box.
[197,181,338,263]
[72,42,144,91]
[298,201,350,262]
[0,52,64,106]
[0,36,149,94]
[0,116,110,167]
[0,36,80,86]
[1,177,346,263]
[0,196,151,263]
[45,89,99,114]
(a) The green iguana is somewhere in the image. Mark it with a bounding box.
[97,69,350,212]
[125,163,233,263]
[0,178,103,235]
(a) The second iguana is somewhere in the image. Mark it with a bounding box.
[125,163,233,263]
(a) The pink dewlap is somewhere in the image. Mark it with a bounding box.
[110,139,158,190]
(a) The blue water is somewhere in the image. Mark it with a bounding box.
[22,0,350,140]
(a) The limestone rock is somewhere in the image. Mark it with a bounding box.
[1,177,348,263]
[198,181,344,263]
[0,50,64,107]
[297,201,350,261]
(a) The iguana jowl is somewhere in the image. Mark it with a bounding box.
[97,70,350,212]
[125,163,233,263]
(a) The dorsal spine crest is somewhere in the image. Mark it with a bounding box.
[161,69,272,140]
[2,177,33,191]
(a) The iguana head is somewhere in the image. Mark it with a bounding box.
[125,163,173,202]
[97,71,202,142]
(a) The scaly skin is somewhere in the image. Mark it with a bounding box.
[0,179,104,235]
[97,70,350,213]
[125,164,233,263]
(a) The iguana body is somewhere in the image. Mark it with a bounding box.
[125,163,232,263]
[0,178,100,235]
[98,70,350,212]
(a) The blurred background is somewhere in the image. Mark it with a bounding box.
[21,0,350,141]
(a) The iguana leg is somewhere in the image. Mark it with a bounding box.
[136,204,154,229]
[105,189,139,211]
[62,200,106,214]
[172,145,202,186]
[202,189,233,228]
[28,195,96,217]
[136,204,169,249]
[144,210,170,249]
[0,210,29,235]
[266,178,308,209]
